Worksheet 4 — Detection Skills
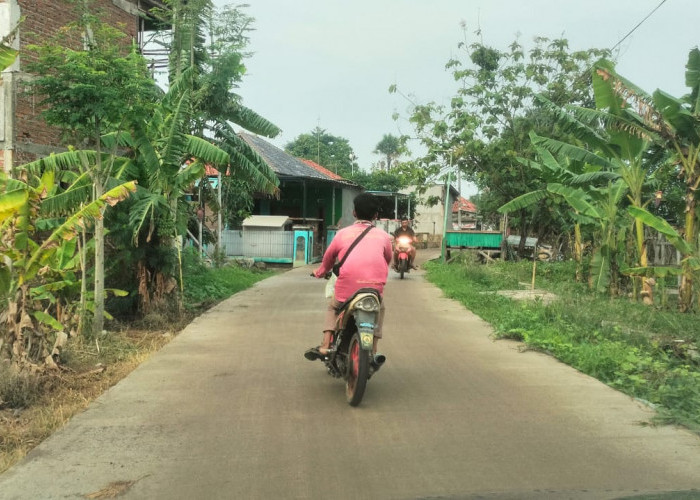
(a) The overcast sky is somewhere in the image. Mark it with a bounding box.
[216,0,697,189]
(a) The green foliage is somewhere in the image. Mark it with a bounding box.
[396,33,610,244]
[181,249,272,309]
[285,128,357,178]
[425,259,700,432]
[154,0,280,194]
[24,14,157,145]
[373,134,406,170]
[0,170,136,368]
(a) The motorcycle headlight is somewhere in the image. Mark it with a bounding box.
[355,296,380,312]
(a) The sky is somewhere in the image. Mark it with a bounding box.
[215,0,698,195]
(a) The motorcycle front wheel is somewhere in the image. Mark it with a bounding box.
[399,258,407,279]
[345,331,370,406]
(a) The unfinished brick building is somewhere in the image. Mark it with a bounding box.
[0,0,164,172]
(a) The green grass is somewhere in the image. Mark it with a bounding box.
[425,255,700,432]
[182,252,275,310]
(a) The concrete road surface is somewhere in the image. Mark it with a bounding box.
[1,249,700,500]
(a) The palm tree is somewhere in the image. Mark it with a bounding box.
[374,134,404,171]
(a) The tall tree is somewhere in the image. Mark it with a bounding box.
[373,134,405,171]
[594,49,700,311]
[24,5,158,335]
[392,33,609,250]
[151,0,280,194]
[285,128,357,177]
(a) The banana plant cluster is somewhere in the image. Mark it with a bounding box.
[499,49,700,311]
[0,168,135,369]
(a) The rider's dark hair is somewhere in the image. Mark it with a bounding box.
[353,192,380,221]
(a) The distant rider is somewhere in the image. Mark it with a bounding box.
[392,218,417,270]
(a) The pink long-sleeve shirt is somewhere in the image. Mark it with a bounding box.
[314,221,393,302]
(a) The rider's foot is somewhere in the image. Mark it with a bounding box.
[304,346,331,361]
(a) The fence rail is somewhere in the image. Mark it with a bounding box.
[220,230,294,259]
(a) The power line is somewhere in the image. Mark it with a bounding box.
[610,0,669,53]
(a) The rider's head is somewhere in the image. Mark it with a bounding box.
[353,192,380,221]
[401,218,409,228]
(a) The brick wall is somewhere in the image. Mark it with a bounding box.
[11,0,142,166]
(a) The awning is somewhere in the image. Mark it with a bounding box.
[242,215,291,228]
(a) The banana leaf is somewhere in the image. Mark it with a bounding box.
[498,190,547,214]
[623,266,683,278]
[589,245,611,293]
[0,43,17,71]
[530,135,613,170]
[627,206,693,256]
[547,184,602,219]
[0,188,29,223]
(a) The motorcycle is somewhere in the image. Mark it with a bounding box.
[307,284,385,406]
[393,235,413,279]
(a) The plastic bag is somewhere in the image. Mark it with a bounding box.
[324,273,337,299]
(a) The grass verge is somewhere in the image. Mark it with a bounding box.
[0,260,274,474]
[424,255,700,433]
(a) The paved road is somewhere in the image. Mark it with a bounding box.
[1,250,700,500]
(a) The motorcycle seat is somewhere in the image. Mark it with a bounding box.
[334,288,382,312]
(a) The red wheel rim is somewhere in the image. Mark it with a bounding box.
[350,339,360,378]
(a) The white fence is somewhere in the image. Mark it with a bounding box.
[220,230,294,259]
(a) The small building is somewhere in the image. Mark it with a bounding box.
[401,183,460,238]
[236,133,362,263]
[452,196,478,230]
[211,134,362,264]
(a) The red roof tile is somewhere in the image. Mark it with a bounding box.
[299,159,344,180]
[452,196,476,213]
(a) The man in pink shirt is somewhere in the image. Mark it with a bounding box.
[305,193,393,361]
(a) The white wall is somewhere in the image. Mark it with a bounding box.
[402,184,450,236]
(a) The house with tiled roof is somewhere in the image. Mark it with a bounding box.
[452,196,477,229]
[239,132,360,221]
[214,133,362,264]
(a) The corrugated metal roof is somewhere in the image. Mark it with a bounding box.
[239,133,329,180]
[242,215,291,228]
[238,133,359,188]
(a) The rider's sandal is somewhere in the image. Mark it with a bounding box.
[304,346,331,361]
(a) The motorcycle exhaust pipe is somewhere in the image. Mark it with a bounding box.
[372,353,386,369]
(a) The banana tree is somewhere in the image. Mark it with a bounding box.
[0,170,135,369]
[106,73,234,313]
[593,49,700,311]
[499,133,618,282]
[626,206,700,308]
[548,182,629,294]
[532,87,664,303]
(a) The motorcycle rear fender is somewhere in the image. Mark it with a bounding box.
[354,310,377,350]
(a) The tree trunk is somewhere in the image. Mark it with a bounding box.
[92,129,105,336]
[574,223,583,282]
[679,187,696,312]
[93,183,105,335]
[636,218,653,305]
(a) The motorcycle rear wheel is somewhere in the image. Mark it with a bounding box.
[345,331,370,406]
